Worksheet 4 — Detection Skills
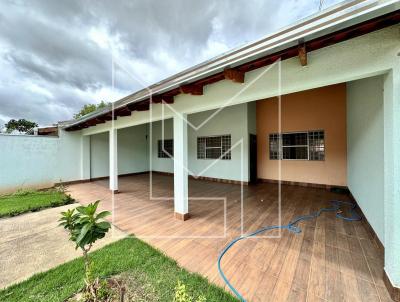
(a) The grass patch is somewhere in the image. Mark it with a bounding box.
[0,237,237,302]
[0,189,74,218]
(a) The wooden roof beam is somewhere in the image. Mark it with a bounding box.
[224,68,244,83]
[136,102,150,111]
[127,100,150,111]
[98,111,117,120]
[151,95,174,104]
[151,95,163,104]
[298,41,307,66]
[160,95,174,104]
[180,84,203,95]
[117,111,131,117]
[115,106,132,117]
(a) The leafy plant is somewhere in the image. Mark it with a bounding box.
[59,200,111,301]
[174,281,206,302]
[54,181,67,194]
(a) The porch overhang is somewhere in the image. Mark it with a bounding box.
[62,1,400,132]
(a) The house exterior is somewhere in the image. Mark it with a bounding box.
[1,1,399,299]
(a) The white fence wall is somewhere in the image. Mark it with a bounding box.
[0,130,82,193]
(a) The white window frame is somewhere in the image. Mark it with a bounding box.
[269,130,325,161]
[281,131,309,161]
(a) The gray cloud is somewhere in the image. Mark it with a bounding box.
[0,0,341,126]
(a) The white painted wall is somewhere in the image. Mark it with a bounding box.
[347,75,384,244]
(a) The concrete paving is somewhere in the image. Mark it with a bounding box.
[0,204,126,289]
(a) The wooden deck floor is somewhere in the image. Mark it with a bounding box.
[68,174,391,302]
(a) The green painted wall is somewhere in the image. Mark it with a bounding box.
[90,124,149,178]
[118,125,149,174]
[150,119,174,173]
[0,130,85,193]
[188,103,250,182]
[149,103,251,182]
[0,135,59,192]
[90,132,109,178]
[347,75,384,244]
[89,103,252,182]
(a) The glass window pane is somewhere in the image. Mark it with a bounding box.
[206,136,221,147]
[197,135,231,160]
[158,139,173,158]
[206,148,222,159]
[269,133,280,160]
[197,137,206,159]
[269,130,324,161]
[282,146,308,160]
[221,135,231,159]
[308,130,325,161]
[282,132,307,146]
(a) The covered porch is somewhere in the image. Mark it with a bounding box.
[68,173,389,302]
[64,20,400,300]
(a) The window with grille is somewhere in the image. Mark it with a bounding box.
[158,139,173,158]
[308,131,325,160]
[269,130,325,161]
[197,135,231,160]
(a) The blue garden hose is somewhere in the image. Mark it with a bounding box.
[217,200,361,302]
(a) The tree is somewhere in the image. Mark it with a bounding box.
[59,201,111,300]
[4,119,38,134]
[74,101,109,119]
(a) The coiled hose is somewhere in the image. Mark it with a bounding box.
[217,200,361,302]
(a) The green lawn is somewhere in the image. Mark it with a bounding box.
[0,237,237,302]
[0,189,74,218]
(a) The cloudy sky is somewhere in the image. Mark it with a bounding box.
[0,0,342,126]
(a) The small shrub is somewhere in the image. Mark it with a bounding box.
[54,182,67,194]
[59,200,111,302]
[63,194,75,204]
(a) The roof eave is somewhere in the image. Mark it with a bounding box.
[63,0,400,130]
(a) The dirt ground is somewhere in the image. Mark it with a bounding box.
[0,204,126,289]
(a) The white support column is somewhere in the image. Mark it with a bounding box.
[109,129,118,193]
[384,66,400,292]
[173,112,189,220]
[80,135,90,180]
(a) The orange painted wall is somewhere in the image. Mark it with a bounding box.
[256,84,347,186]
